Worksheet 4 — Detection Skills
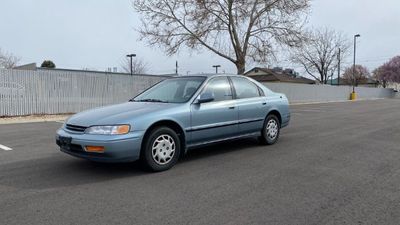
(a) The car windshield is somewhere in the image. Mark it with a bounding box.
[132,77,206,103]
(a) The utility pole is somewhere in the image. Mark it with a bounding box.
[213,65,221,74]
[337,48,341,86]
[126,54,136,75]
[175,61,178,75]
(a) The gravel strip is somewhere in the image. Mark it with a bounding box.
[0,114,73,125]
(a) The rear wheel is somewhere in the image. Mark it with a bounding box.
[142,127,181,172]
[259,114,280,145]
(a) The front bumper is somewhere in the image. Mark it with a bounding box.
[281,113,290,128]
[56,128,145,163]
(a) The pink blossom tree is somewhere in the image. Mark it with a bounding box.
[373,56,400,88]
[342,65,369,86]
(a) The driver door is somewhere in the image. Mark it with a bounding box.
[189,77,239,145]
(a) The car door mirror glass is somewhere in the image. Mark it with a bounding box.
[197,92,214,104]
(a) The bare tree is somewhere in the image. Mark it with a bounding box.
[0,48,20,69]
[121,57,149,74]
[134,0,310,74]
[342,65,369,86]
[291,28,350,84]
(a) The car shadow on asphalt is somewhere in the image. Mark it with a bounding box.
[0,155,147,190]
[0,138,264,190]
[180,138,260,163]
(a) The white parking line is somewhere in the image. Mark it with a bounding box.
[0,144,13,151]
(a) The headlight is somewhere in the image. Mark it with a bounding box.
[85,125,130,135]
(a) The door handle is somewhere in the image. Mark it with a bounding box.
[228,106,235,109]
[262,102,267,105]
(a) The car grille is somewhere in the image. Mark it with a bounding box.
[56,141,84,152]
[65,124,87,133]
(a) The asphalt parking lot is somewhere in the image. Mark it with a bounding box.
[1,99,400,225]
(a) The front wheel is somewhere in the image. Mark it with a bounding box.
[142,127,181,172]
[259,114,280,145]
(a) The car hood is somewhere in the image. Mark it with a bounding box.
[67,102,178,127]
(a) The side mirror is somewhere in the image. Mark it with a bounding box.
[197,92,214,104]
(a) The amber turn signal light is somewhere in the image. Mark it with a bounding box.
[85,146,105,153]
[115,125,130,135]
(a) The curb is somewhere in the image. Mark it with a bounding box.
[0,116,70,125]
[290,98,385,106]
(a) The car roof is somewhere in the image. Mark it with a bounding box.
[171,74,275,94]
[174,74,245,79]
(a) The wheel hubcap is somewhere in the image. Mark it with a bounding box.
[266,119,278,140]
[152,134,176,165]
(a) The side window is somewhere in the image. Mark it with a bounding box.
[202,77,233,102]
[231,77,261,99]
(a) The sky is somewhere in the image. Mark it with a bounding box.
[1,0,399,75]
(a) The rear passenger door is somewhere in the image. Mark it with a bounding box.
[230,77,267,135]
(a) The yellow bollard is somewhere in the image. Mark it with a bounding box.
[350,92,357,101]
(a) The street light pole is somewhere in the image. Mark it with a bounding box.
[213,65,221,74]
[352,34,361,92]
[337,48,341,86]
[126,54,136,75]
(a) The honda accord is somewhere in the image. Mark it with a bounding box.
[56,75,290,171]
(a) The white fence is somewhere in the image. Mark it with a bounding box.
[263,82,395,103]
[0,69,396,116]
[0,69,167,116]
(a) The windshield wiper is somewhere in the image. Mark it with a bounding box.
[135,99,169,103]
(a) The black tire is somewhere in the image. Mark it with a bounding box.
[259,114,280,145]
[142,127,181,172]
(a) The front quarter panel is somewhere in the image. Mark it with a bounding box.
[127,103,191,138]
